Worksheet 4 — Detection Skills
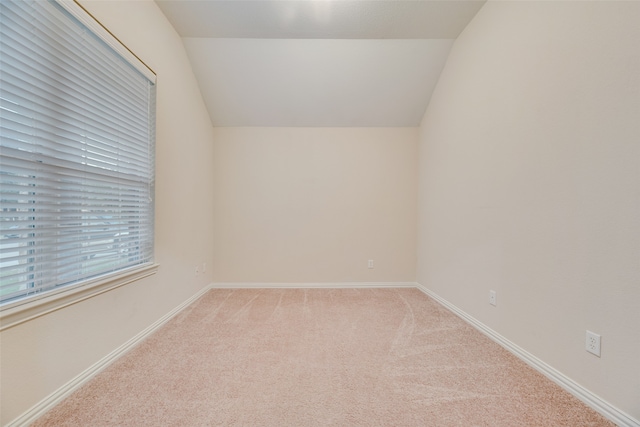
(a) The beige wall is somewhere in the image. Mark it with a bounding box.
[0,0,215,424]
[212,127,417,283]
[3,0,638,424]
[417,0,640,419]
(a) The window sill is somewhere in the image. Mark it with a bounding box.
[0,263,159,331]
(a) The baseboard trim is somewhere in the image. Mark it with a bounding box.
[416,284,639,427]
[6,283,214,427]
[211,281,416,289]
[9,282,636,427]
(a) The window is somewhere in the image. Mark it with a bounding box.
[0,0,156,308]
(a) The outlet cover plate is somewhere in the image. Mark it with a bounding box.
[586,330,601,357]
[489,290,497,306]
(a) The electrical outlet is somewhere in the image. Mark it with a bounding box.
[489,290,497,306]
[202,262,206,273]
[368,260,374,269]
[586,331,601,357]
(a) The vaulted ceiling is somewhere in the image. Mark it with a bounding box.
[156,0,486,127]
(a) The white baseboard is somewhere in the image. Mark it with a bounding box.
[211,281,416,289]
[416,284,639,427]
[10,282,637,427]
[7,284,213,427]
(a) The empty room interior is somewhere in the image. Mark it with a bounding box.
[0,0,638,425]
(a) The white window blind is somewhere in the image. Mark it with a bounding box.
[0,0,156,305]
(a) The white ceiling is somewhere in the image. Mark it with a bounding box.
[156,0,486,127]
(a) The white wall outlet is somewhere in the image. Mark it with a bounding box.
[367,260,374,269]
[202,262,206,273]
[586,331,601,357]
[489,290,497,306]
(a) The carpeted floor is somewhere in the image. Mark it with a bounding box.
[33,288,613,426]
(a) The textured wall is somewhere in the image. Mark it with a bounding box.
[416,1,640,419]
[212,127,418,283]
[0,0,215,424]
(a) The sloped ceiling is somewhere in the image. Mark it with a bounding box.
[156,0,486,127]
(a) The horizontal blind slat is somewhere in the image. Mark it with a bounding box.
[0,111,150,159]
[0,0,155,305]
[1,73,150,143]
[1,2,150,99]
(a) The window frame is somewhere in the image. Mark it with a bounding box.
[0,263,158,330]
[0,0,158,329]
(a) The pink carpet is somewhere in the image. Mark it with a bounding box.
[33,288,613,426]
